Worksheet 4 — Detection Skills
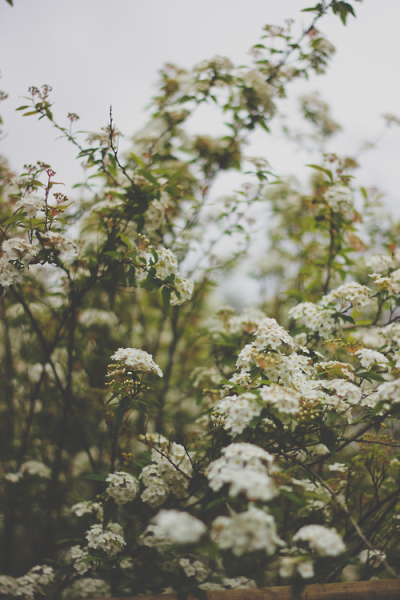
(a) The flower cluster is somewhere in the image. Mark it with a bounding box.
[86,522,125,556]
[207,443,277,502]
[211,506,284,556]
[106,471,140,505]
[0,238,38,286]
[152,510,206,544]
[0,566,54,600]
[292,525,345,556]
[140,434,193,507]
[109,347,163,378]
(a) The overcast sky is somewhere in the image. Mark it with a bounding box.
[1,0,400,213]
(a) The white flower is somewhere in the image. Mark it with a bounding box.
[70,500,103,519]
[322,282,371,311]
[20,460,51,478]
[86,522,125,556]
[355,348,389,370]
[152,510,206,544]
[15,195,45,218]
[328,462,347,473]
[325,185,353,212]
[106,471,139,505]
[206,443,277,502]
[213,392,262,435]
[293,525,345,556]
[259,385,301,416]
[253,318,294,350]
[211,506,284,556]
[109,347,163,377]
[68,546,90,575]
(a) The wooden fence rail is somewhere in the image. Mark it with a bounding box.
[88,579,400,600]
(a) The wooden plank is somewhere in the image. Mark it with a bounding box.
[88,579,400,600]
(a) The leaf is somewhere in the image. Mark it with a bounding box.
[280,489,306,506]
[22,111,39,117]
[306,164,333,182]
[83,473,108,482]
[103,497,118,529]
[118,233,132,249]
[16,105,30,111]
[336,313,356,324]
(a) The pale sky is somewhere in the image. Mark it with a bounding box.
[1,0,400,212]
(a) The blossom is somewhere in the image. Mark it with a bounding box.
[106,471,140,505]
[259,385,301,417]
[86,522,125,556]
[293,525,345,556]
[211,506,284,556]
[206,443,277,502]
[355,348,389,370]
[70,500,103,519]
[15,195,45,218]
[253,317,294,350]
[152,510,206,544]
[213,392,262,435]
[324,184,353,212]
[322,282,371,311]
[68,546,90,575]
[109,347,163,377]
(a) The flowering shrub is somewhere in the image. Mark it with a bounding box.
[1,1,400,599]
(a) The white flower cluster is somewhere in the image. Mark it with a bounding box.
[140,434,193,507]
[61,577,111,600]
[68,545,90,575]
[324,184,353,213]
[259,385,301,418]
[206,443,277,502]
[86,522,125,556]
[143,191,170,235]
[293,525,345,556]
[240,69,276,115]
[179,558,209,582]
[322,282,371,311]
[0,238,38,286]
[70,500,103,519]
[211,506,284,556]
[106,471,140,505]
[280,556,315,579]
[381,322,400,347]
[253,317,294,350]
[143,247,194,306]
[0,566,54,600]
[355,348,389,370]
[213,392,261,435]
[40,230,76,254]
[225,307,267,336]
[4,460,51,482]
[15,194,46,218]
[109,347,163,378]
[366,250,400,273]
[289,302,336,339]
[152,509,206,544]
[373,379,400,405]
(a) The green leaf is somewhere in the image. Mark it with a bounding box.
[5,0,14,6]
[83,473,108,482]
[16,105,30,111]
[118,233,132,249]
[22,111,39,116]
[280,489,306,506]
[306,164,333,182]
